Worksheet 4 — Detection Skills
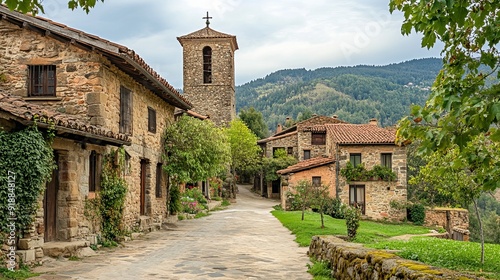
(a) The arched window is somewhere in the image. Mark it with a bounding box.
[203,46,212,83]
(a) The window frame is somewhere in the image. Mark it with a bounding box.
[203,46,212,84]
[349,185,365,215]
[350,153,362,167]
[147,107,157,133]
[89,151,102,193]
[381,153,392,169]
[119,86,133,135]
[311,132,326,145]
[28,65,56,97]
[312,176,321,187]
[303,150,311,160]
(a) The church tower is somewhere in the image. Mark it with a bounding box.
[177,12,238,126]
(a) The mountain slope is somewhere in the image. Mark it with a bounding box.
[236,58,442,131]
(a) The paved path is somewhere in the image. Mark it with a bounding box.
[31,185,311,280]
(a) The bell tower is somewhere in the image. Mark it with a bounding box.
[177,12,238,126]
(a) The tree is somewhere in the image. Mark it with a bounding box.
[311,183,331,228]
[163,115,230,187]
[409,136,500,264]
[1,0,103,14]
[225,119,261,197]
[262,149,298,183]
[239,107,269,139]
[391,0,500,192]
[294,180,315,221]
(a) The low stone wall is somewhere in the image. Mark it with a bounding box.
[308,235,479,280]
[425,208,469,240]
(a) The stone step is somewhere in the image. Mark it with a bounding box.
[42,240,91,258]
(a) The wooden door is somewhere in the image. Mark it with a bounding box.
[140,159,147,215]
[44,153,59,242]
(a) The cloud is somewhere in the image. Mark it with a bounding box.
[42,0,442,88]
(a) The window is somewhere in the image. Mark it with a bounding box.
[381,153,392,169]
[119,86,133,134]
[304,150,311,160]
[156,163,163,198]
[312,176,321,187]
[148,107,156,133]
[287,147,293,155]
[203,46,212,83]
[311,132,326,145]
[349,185,365,214]
[350,153,361,167]
[89,151,102,192]
[28,65,56,96]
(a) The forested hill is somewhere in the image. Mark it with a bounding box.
[235,58,442,131]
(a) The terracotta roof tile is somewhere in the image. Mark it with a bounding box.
[277,156,335,175]
[0,6,191,110]
[177,26,238,50]
[325,124,396,145]
[257,131,298,144]
[0,93,131,145]
[174,108,209,120]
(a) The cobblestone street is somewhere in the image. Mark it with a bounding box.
[30,185,311,280]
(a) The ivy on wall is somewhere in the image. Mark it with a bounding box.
[96,148,128,241]
[0,126,55,234]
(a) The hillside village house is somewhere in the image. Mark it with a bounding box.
[0,6,193,262]
[256,115,345,198]
[275,117,407,221]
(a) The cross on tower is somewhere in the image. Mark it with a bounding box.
[203,11,212,27]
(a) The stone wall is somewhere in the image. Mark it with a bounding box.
[425,208,469,237]
[336,145,407,221]
[181,37,236,126]
[280,164,336,209]
[297,131,327,160]
[263,133,298,158]
[308,235,479,280]
[0,18,176,246]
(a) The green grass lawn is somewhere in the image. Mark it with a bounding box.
[272,210,500,279]
[271,210,431,246]
[367,237,500,279]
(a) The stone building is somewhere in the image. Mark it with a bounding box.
[0,6,191,261]
[275,118,407,221]
[256,115,345,198]
[177,16,238,126]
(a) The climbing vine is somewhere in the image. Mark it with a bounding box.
[0,126,55,234]
[98,148,128,241]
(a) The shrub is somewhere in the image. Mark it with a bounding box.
[323,197,345,219]
[169,186,182,214]
[407,203,426,225]
[345,205,361,240]
[286,192,302,211]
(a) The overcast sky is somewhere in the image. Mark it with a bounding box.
[42,0,442,89]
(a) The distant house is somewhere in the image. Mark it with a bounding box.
[256,115,345,198]
[0,6,191,261]
[277,118,407,221]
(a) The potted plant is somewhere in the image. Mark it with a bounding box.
[372,165,396,181]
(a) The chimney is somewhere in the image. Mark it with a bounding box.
[332,115,338,119]
[369,118,378,126]
[312,114,318,117]
[276,124,283,133]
